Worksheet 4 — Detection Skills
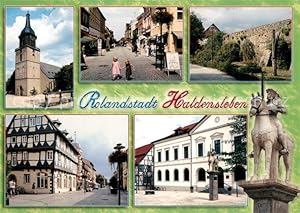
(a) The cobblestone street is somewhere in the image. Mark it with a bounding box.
[81,46,182,81]
[8,187,128,207]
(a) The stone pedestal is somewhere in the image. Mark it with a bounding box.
[207,170,219,200]
[239,179,299,213]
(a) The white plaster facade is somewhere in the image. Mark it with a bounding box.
[153,115,247,191]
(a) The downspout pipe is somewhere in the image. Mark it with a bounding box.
[189,133,193,193]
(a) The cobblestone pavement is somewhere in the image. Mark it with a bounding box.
[81,46,182,82]
[8,188,128,207]
[190,64,236,81]
[135,190,247,206]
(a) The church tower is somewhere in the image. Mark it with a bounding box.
[15,12,41,96]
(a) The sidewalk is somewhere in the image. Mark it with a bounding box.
[8,188,128,207]
[135,190,247,206]
[5,93,73,109]
[190,64,236,81]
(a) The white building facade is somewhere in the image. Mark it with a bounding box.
[153,115,247,191]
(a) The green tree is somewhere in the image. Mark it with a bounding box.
[191,31,225,67]
[6,72,15,94]
[276,36,291,70]
[96,174,105,187]
[240,38,256,62]
[151,10,174,26]
[55,63,73,91]
[108,150,128,168]
[132,29,138,45]
[109,176,118,188]
[30,87,37,96]
[190,13,204,55]
[222,115,247,172]
[216,42,240,63]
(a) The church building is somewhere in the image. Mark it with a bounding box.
[14,12,61,96]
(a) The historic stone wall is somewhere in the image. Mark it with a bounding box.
[223,19,292,66]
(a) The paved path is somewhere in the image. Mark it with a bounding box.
[135,190,246,206]
[8,188,128,207]
[190,64,236,81]
[6,93,73,109]
[81,46,182,81]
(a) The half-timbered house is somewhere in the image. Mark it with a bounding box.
[6,115,79,194]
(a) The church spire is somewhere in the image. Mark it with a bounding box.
[18,12,37,49]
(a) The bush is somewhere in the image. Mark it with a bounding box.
[109,176,118,188]
[191,31,225,67]
[276,37,291,70]
[240,39,256,62]
[217,61,237,74]
[216,42,240,63]
[238,63,262,74]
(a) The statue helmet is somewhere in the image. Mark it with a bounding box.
[266,88,280,98]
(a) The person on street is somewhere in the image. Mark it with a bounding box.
[122,59,135,81]
[111,57,122,81]
[133,43,138,56]
[8,180,14,197]
[32,182,36,194]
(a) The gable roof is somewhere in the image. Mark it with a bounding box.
[152,116,209,144]
[6,115,79,155]
[40,62,61,79]
[135,143,153,165]
[203,24,221,38]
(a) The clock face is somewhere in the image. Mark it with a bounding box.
[215,116,220,123]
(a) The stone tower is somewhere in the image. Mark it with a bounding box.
[15,12,41,96]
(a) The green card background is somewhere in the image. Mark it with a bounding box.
[0,0,300,212]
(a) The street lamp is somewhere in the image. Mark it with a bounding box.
[113,143,125,206]
[147,170,152,190]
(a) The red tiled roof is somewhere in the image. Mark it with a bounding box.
[152,117,208,143]
[135,143,153,165]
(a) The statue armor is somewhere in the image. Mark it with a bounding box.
[266,89,287,154]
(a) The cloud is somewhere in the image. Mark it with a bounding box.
[6,7,73,79]
[49,115,128,178]
[20,7,37,11]
[191,7,292,33]
[100,7,144,40]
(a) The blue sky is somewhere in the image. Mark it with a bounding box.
[191,7,292,33]
[6,115,128,179]
[6,7,73,80]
